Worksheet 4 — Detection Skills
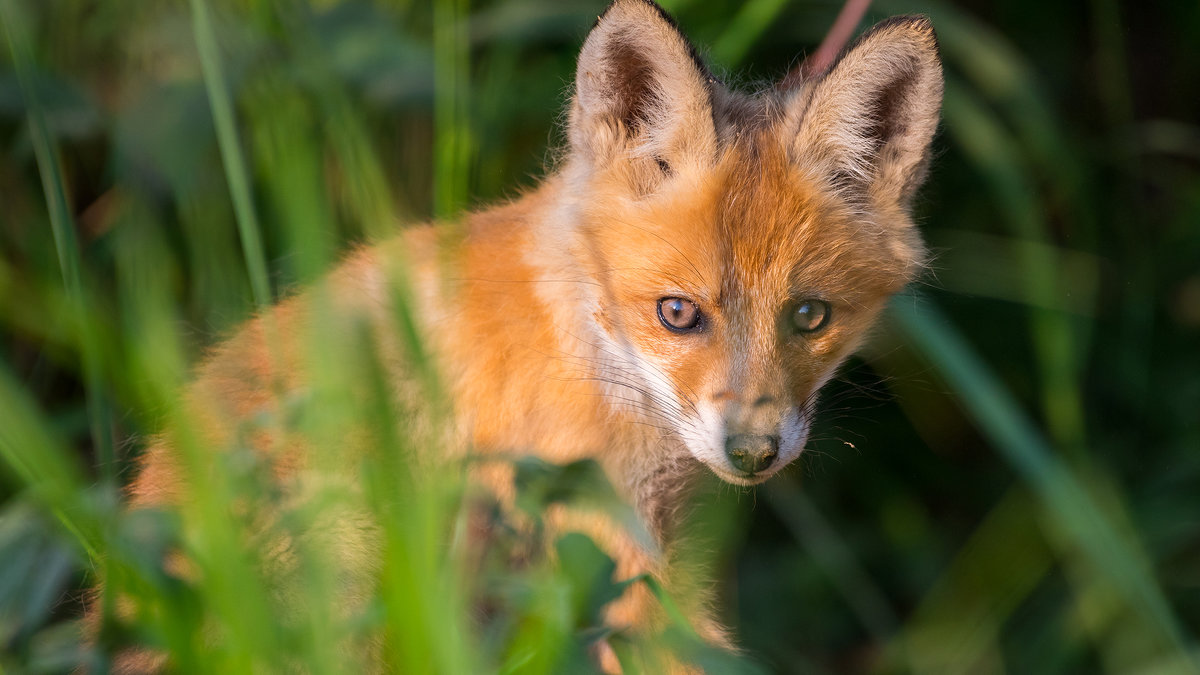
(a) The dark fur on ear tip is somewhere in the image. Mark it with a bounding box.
[871,14,936,33]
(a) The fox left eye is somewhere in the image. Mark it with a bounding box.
[791,299,831,334]
[658,297,702,332]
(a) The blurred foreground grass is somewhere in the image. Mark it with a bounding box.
[1,0,1199,672]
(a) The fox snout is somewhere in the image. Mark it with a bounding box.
[688,390,808,484]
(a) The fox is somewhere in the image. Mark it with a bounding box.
[102,0,943,671]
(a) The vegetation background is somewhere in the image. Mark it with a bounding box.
[1,0,1198,672]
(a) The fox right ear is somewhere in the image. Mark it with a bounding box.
[787,16,943,208]
[568,0,717,173]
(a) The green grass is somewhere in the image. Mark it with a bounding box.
[2,0,1199,673]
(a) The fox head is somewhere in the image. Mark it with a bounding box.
[556,0,942,485]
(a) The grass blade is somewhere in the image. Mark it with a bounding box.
[0,0,115,484]
[892,294,1196,666]
[433,0,473,219]
[188,0,272,309]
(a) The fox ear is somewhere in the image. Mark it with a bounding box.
[788,16,943,207]
[569,0,717,172]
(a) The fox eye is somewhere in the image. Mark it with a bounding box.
[791,299,831,334]
[658,297,701,332]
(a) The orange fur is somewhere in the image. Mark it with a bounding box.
[108,2,943,671]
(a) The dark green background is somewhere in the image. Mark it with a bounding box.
[1,0,1198,672]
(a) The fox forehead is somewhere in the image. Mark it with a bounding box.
[586,133,916,315]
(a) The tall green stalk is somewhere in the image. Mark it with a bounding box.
[0,0,115,488]
[433,0,473,219]
[189,0,273,310]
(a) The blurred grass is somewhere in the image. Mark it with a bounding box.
[1,0,1199,673]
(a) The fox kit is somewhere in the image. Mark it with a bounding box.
[116,0,942,670]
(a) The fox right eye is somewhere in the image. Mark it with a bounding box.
[658,297,702,332]
[791,299,831,334]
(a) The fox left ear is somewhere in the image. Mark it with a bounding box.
[568,0,718,173]
[787,16,943,208]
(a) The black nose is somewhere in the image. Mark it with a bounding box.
[724,434,779,475]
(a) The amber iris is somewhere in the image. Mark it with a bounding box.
[792,299,831,334]
[658,297,701,331]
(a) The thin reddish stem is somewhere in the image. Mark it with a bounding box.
[782,0,874,88]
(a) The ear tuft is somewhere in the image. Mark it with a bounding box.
[569,0,717,171]
[787,15,943,207]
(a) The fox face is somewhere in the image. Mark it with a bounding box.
[556,1,942,485]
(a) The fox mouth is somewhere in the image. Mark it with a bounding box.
[709,465,777,486]
[682,441,789,486]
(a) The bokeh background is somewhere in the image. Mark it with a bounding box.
[1,0,1198,672]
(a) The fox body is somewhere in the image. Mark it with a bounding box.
[120,0,942,669]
